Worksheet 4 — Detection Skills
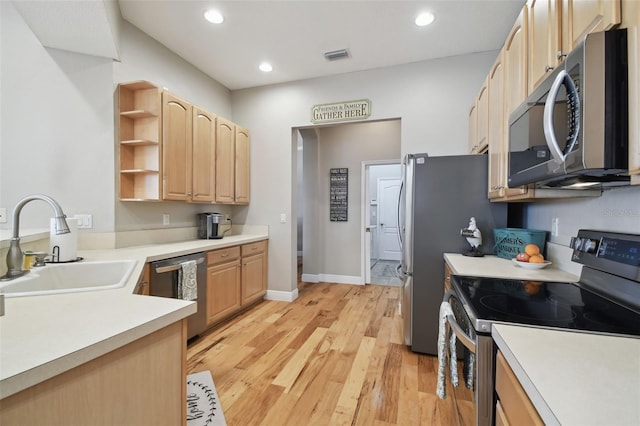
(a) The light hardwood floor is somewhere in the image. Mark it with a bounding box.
[187,282,474,425]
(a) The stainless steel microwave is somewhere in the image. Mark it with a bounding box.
[508,29,629,189]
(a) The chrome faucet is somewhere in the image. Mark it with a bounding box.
[1,194,70,280]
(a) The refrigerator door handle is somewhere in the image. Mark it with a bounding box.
[397,180,404,248]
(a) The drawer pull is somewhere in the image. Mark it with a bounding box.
[221,253,229,258]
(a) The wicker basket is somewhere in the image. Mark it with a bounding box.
[493,228,547,259]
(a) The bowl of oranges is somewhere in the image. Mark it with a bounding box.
[512,244,552,269]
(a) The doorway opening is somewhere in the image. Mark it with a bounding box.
[295,119,401,288]
[362,162,402,286]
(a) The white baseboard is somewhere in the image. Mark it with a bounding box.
[265,288,299,302]
[301,273,364,285]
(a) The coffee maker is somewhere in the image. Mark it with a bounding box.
[197,213,227,239]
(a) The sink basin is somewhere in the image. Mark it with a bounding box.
[0,260,137,297]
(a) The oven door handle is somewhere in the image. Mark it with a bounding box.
[445,314,476,353]
[443,290,476,353]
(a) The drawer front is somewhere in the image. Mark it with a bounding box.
[496,351,543,426]
[207,246,241,265]
[241,240,267,256]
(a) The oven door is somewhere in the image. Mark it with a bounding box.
[444,290,495,426]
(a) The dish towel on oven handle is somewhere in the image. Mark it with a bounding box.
[436,301,459,399]
[179,260,198,301]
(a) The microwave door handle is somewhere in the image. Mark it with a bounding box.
[543,70,569,165]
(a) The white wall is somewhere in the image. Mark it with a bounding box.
[231,52,496,292]
[315,120,400,279]
[524,186,640,245]
[1,4,235,235]
[1,2,114,232]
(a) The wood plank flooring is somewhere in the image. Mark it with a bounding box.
[187,282,474,425]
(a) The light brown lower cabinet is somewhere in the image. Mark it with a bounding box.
[0,320,187,426]
[241,240,267,305]
[495,350,544,426]
[206,240,268,327]
[206,246,241,325]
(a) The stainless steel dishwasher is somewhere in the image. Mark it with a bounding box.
[150,252,207,340]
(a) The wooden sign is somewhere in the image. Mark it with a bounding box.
[330,168,348,222]
[311,100,371,124]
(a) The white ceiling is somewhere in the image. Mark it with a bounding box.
[118,0,526,90]
[11,0,526,91]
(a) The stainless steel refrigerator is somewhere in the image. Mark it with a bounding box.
[397,154,508,355]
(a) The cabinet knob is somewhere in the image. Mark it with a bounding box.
[545,65,554,72]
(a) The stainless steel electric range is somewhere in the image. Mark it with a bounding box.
[445,229,640,426]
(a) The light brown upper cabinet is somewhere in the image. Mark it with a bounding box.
[487,51,507,200]
[215,117,251,204]
[192,108,216,203]
[118,81,163,201]
[527,0,562,94]
[215,117,236,204]
[502,6,532,198]
[162,92,193,201]
[562,0,621,54]
[235,126,250,204]
[117,81,251,202]
[528,0,621,94]
[469,78,489,155]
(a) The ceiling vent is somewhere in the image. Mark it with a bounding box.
[324,49,350,61]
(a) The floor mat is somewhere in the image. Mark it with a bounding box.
[186,370,227,426]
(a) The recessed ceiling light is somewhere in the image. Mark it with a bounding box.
[259,62,273,73]
[204,9,224,24]
[415,12,435,27]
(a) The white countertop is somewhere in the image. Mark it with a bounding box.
[493,324,640,426]
[444,253,580,282]
[0,232,268,399]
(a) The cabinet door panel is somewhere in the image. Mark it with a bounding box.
[563,0,621,52]
[235,126,250,204]
[163,93,192,201]
[207,260,241,325]
[242,253,266,305]
[488,52,506,199]
[528,0,561,93]
[216,117,235,203]
[192,108,216,203]
[503,7,531,197]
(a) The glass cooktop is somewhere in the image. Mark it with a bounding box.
[451,275,640,337]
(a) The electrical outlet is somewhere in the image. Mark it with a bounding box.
[163,214,170,225]
[0,208,6,223]
[280,213,287,223]
[551,217,559,237]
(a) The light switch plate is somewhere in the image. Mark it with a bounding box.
[74,214,93,229]
[0,208,6,223]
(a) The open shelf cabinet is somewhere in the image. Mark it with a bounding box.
[118,81,162,201]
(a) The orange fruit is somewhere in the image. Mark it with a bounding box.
[529,254,545,263]
[524,283,541,295]
[524,244,540,256]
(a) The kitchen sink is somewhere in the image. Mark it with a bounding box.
[0,260,137,297]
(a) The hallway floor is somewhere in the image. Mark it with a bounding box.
[370,259,402,286]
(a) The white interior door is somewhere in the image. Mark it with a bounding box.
[377,178,401,261]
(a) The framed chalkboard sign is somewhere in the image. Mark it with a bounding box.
[330,168,348,221]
